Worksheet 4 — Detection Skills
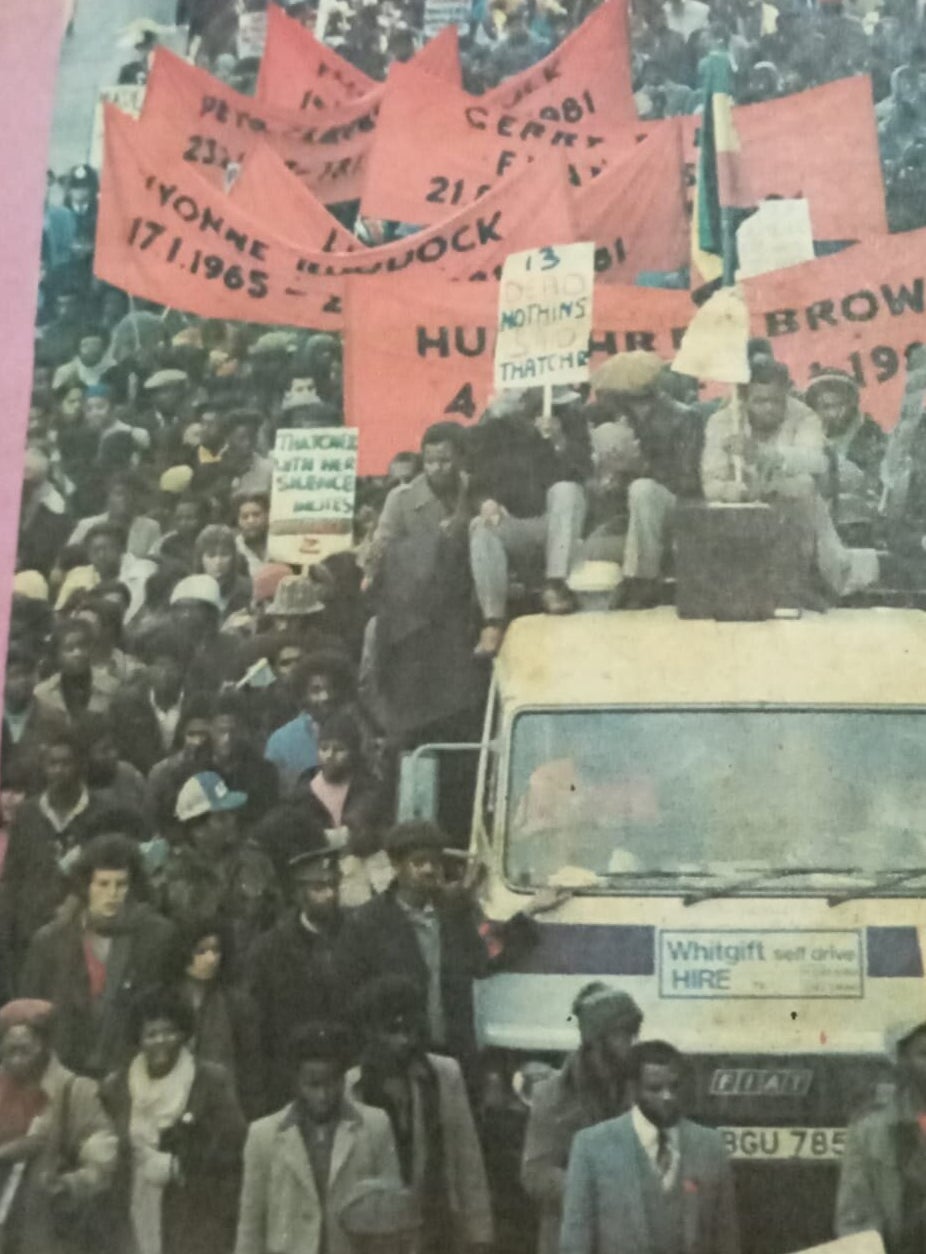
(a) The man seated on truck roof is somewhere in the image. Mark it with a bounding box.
[701,359,881,601]
[467,389,592,658]
[587,351,705,612]
[835,1017,926,1254]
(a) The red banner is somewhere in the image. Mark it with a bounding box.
[478,0,635,128]
[96,106,576,331]
[360,61,630,226]
[229,140,359,253]
[744,230,926,430]
[344,276,694,472]
[573,118,687,281]
[257,4,461,111]
[679,77,886,243]
[256,4,374,109]
[142,47,379,203]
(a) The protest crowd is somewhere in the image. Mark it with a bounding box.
[6,0,926,1249]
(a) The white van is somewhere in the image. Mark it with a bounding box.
[401,607,926,1253]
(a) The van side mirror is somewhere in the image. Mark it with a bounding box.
[397,749,440,821]
[396,742,485,823]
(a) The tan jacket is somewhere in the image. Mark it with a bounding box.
[32,668,120,726]
[347,1052,494,1249]
[0,1055,118,1254]
[234,1098,401,1254]
[701,396,827,503]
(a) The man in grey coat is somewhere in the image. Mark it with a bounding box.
[560,1040,740,1254]
[836,1017,926,1254]
[522,984,643,1254]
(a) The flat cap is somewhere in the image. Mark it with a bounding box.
[159,464,194,494]
[384,821,447,859]
[591,351,664,396]
[144,368,189,391]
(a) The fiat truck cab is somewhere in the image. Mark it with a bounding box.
[402,607,926,1254]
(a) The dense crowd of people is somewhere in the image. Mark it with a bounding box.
[9,0,926,1250]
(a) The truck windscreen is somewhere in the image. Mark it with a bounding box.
[505,708,926,893]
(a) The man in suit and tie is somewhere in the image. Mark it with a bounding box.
[560,1040,740,1254]
[235,1020,402,1254]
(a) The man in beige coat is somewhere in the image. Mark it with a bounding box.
[701,359,879,599]
[235,1021,401,1254]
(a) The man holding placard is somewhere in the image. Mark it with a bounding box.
[472,243,595,656]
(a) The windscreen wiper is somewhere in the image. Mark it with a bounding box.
[683,866,862,907]
[827,866,926,907]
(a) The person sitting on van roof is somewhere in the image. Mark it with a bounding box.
[467,390,592,657]
[701,359,881,601]
[590,352,703,611]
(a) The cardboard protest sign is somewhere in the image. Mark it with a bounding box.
[229,140,359,253]
[737,199,814,279]
[743,227,926,429]
[360,62,627,226]
[494,242,594,388]
[424,0,472,38]
[478,0,636,128]
[268,428,357,565]
[791,1235,884,1254]
[96,106,577,330]
[142,47,378,204]
[679,77,887,244]
[257,3,461,111]
[237,9,268,60]
[673,286,750,384]
[344,275,694,472]
[90,84,146,168]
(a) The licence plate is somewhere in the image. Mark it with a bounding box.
[719,1127,846,1161]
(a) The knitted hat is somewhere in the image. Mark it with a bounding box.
[574,987,643,1043]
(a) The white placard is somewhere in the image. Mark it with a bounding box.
[737,199,814,279]
[90,84,146,168]
[494,242,595,390]
[672,284,750,384]
[237,10,268,60]
[792,1234,885,1254]
[268,428,357,567]
[424,0,473,37]
[659,929,864,999]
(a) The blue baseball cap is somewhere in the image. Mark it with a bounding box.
[175,771,247,822]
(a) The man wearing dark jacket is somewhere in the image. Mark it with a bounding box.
[590,352,704,609]
[20,833,174,1076]
[467,394,592,655]
[246,846,343,1111]
[334,821,555,1079]
[0,728,109,974]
